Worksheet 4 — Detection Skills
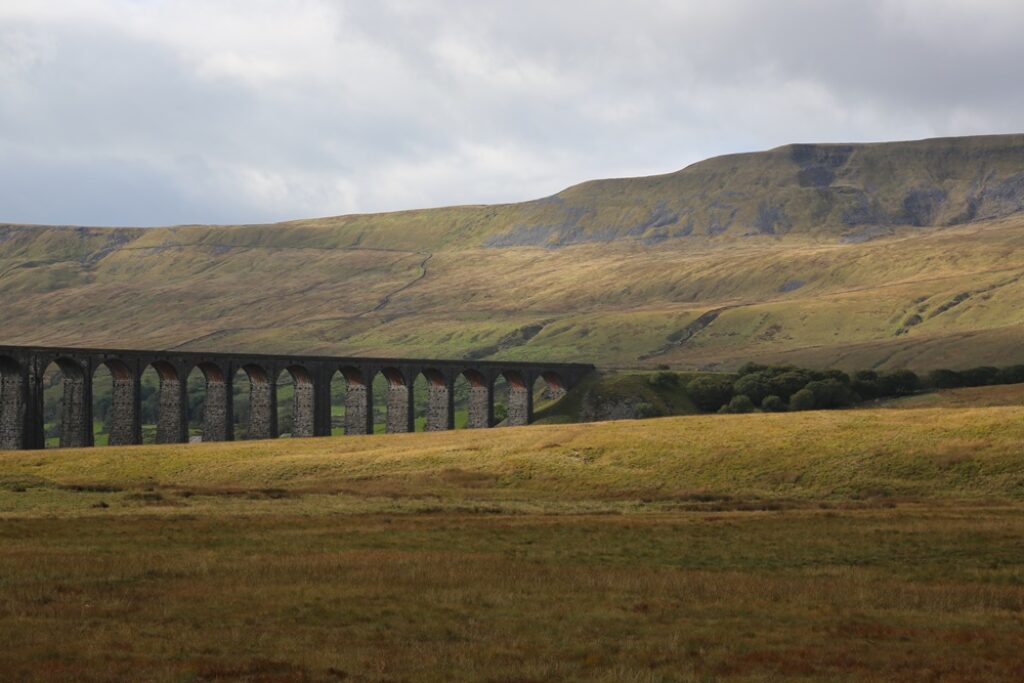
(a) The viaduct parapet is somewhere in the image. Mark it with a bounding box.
[0,345,593,450]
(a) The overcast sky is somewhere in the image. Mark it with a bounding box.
[1,0,1022,227]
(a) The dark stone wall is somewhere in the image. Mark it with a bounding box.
[0,346,593,449]
[344,384,369,435]
[155,376,186,444]
[425,383,451,431]
[108,376,138,446]
[247,379,273,440]
[0,373,24,450]
[203,379,229,442]
[292,380,315,438]
[386,384,412,433]
[467,385,491,428]
[507,384,532,427]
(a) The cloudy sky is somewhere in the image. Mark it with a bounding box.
[1,0,1022,226]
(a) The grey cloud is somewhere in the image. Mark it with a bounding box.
[0,0,1022,226]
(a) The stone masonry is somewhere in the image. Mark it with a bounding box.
[386,382,412,433]
[203,378,229,442]
[467,385,491,429]
[0,346,592,450]
[507,383,532,427]
[108,375,138,446]
[246,378,273,440]
[156,374,186,444]
[0,373,24,450]
[344,382,369,435]
[425,381,451,431]
[291,378,315,438]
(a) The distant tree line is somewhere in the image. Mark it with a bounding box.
[657,361,1024,415]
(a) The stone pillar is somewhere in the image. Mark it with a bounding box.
[344,381,370,435]
[386,382,412,433]
[0,372,25,450]
[108,374,140,446]
[60,371,89,448]
[203,375,230,442]
[507,380,533,427]
[425,379,453,431]
[467,382,493,429]
[292,378,315,438]
[155,374,187,444]
[247,377,274,440]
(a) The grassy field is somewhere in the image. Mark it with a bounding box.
[2,402,1024,681]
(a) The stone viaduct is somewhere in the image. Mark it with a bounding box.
[0,345,593,450]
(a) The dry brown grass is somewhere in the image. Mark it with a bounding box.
[2,406,1024,681]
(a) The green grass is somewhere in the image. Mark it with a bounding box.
[3,403,1024,680]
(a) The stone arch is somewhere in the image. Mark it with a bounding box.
[93,359,137,446]
[539,371,565,394]
[142,360,187,444]
[502,370,531,427]
[188,362,230,442]
[462,369,492,429]
[235,363,273,440]
[418,368,451,432]
[376,367,412,433]
[0,356,24,450]
[336,365,369,435]
[43,357,88,448]
[532,370,568,417]
[276,364,314,438]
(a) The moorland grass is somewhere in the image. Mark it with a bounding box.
[1,404,1024,681]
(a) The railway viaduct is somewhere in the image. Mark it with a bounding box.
[0,345,594,450]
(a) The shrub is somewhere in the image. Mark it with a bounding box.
[734,367,821,404]
[719,394,756,414]
[928,368,964,389]
[961,366,1000,387]
[879,369,919,397]
[733,373,775,405]
[821,369,851,385]
[772,370,817,400]
[789,388,817,411]
[686,376,734,412]
[761,395,785,412]
[850,370,881,400]
[804,379,855,409]
[997,364,1024,385]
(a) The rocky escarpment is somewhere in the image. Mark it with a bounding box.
[481,134,1024,247]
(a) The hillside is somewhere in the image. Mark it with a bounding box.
[2,134,1024,369]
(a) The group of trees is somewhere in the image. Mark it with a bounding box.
[927,365,1024,389]
[677,360,1024,414]
[683,364,918,414]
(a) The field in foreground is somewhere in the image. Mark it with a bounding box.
[2,405,1024,681]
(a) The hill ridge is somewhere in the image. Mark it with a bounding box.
[1,133,1023,370]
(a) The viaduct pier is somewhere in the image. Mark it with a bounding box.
[0,345,594,450]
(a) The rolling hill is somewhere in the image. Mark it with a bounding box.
[2,133,1024,370]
